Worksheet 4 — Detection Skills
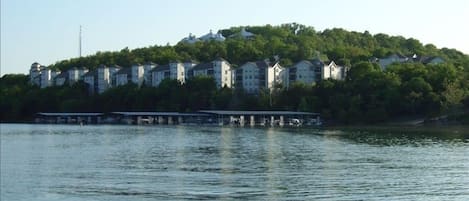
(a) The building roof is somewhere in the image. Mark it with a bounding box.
[229,27,255,38]
[55,72,68,79]
[192,62,214,71]
[110,64,122,69]
[198,110,319,116]
[116,68,131,75]
[199,30,225,41]
[83,70,97,77]
[151,64,170,72]
[144,61,156,66]
[111,112,209,116]
[37,112,104,116]
[180,33,200,44]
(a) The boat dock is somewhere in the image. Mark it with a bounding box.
[35,110,321,127]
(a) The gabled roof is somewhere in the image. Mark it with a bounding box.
[151,64,170,72]
[214,57,230,64]
[116,68,131,75]
[192,62,214,71]
[199,30,225,41]
[83,70,97,77]
[55,72,68,79]
[110,64,122,69]
[144,61,156,66]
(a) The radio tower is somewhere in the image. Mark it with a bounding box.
[79,25,82,57]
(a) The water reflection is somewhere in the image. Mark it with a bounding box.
[1,124,468,201]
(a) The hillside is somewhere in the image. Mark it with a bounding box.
[48,23,469,71]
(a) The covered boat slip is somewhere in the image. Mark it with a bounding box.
[199,110,321,126]
[35,110,321,126]
[36,112,104,124]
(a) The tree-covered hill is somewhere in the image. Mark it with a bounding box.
[48,23,469,71]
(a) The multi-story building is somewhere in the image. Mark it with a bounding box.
[115,68,131,86]
[40,67,59,88]
[96,65,111,94]
[83,71,96,93]
[151,60,198,87]
[143,62,156,85]
[151,64,170,87]
[68,67,89,84]
[191,58,232,88]
[131,63,144,86]
[288,59,347,86]
[29,62,44,86]
[236,60,286,93]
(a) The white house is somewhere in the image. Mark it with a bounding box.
[322,61,347,80]
[191,58,232,88]
[236,60,286,93]
[40,67,59,88]
[29,62,43,86]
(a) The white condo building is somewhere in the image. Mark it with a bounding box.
[40,67,59,88]
[288,59,347,86]
[191,58,232,88]
[236,60,286,93]
[151,60,198,87]
[29,62,44,86]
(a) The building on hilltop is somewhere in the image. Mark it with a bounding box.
[191,58,233,88]
[198,30,225,42]
[180,30,226,44]
[229,27,255,39]
[180,33,200,44]
[236,60,286,93]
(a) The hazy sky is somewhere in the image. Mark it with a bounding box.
[1,0,468,75]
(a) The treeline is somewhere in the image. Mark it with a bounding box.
[1,61,469,123]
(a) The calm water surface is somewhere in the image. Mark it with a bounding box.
[1,124,468,200]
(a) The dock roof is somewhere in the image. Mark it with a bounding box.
[37,112,104,116]
[111,112,210,116]
[198,110,319,116]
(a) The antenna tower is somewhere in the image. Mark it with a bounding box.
[79,25,82,57]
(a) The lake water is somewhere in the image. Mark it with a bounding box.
[1,124,468,201]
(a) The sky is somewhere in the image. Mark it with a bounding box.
[1,0,468,75]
